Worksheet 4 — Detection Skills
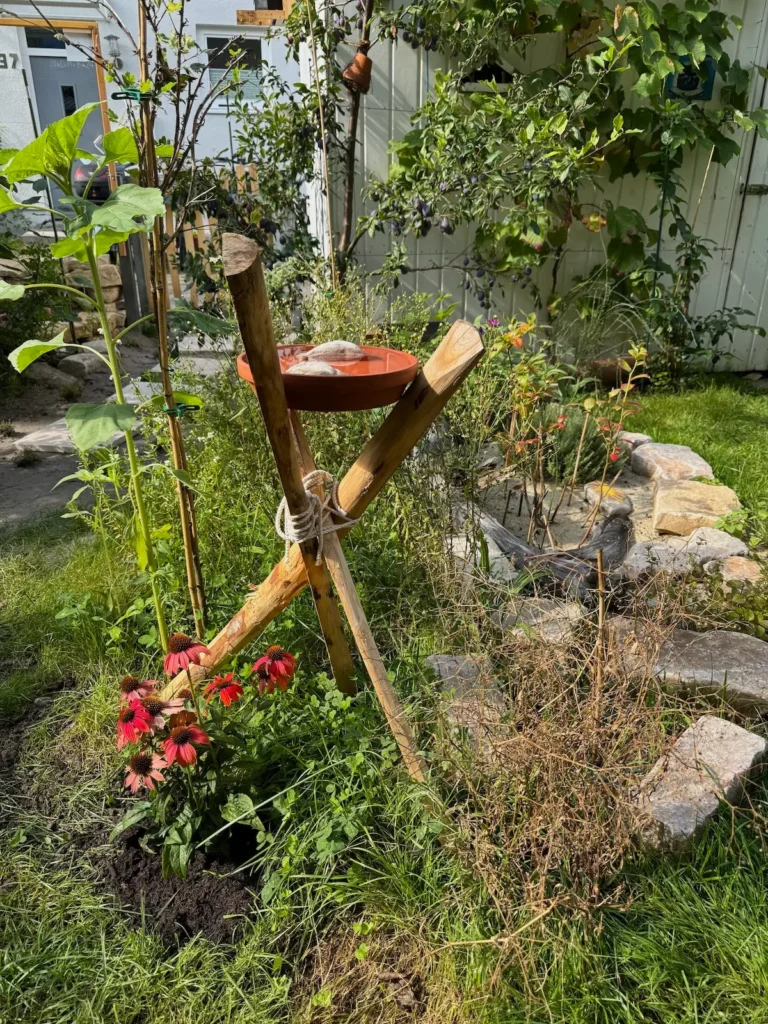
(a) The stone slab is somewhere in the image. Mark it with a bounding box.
[624,528,747,577]
[653,479,741,535]
[108,379,164,406]
[635,716,767,851]
[25,361,81,392]
[584,480,633,517]
[495,596,585,643]
[618,430,652,450]
[612,617,768,714]
[426,654,504,742]
[704,556,763,585]
[150,352,227,378]
[58,351,104,379]
[632,442,714,483]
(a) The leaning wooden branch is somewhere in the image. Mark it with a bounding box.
[161,318,485,697]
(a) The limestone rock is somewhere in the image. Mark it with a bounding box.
[101,285,123,305]
[25,361,81,393]
[0,257,30,282]
[635,716,767,851]
[584,480,633,517]
[426,654,504,743]
[495,596,585,643]
[618,430,652,450]
[632,442,713,483]
[66,261,121,290]
[653,480,741,535]
[59,351,104,379]
[444,532,514,584]
[744,372,763,381]
[624,528,747,577]
[704,556,762,585]
[611,617,768,714]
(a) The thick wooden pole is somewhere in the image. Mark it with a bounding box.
[162,318,484,696]
[222,233,357,694]
[290,412,427,783]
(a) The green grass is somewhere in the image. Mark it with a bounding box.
[5,364,768,1022]
[633,375,768,512]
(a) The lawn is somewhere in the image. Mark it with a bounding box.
[3,361,768,1023]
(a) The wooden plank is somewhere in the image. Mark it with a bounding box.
[221,233,357,695]
[181,219,200,307]
[162,318,484,695]
[234,163,247,194]
[236,10,287,25]
[248,163,259,193]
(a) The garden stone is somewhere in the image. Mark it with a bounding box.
[653,479,741,535]
[25,361,81,393]
[584,480,633,517]
[744,372,763,381]
[635,716,767,851]
[611,617,768,714]
[704,556,762,585]
[623,528,747,577]
[618,430,652,450]
[495,596,585,643]
[58,351,104,379]
[631,442,713,483]
[477,442,504,471]
[426,654,504,743]
[444,532,514,584]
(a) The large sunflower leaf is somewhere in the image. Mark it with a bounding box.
[4,103,100,184]
[102,126,139,165]
[8,331,67,372]
[66,402,136,450]
[91,183,164,235]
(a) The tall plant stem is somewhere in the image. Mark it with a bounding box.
[137,1,207,638]
[304,0,337,287]
[567,411,590,506]
[85,243,169,652]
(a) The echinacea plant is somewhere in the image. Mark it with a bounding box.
[115,637,296,877]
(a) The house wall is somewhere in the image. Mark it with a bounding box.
[332,0,768,369]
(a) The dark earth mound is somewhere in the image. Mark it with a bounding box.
[102,834,255,946]
[0,675,72,775]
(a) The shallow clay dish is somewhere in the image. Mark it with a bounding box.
[237,344,420,412]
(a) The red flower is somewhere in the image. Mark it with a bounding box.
[162,724,210,766]
[253,646,296,691]
[164,633,210,676]
[119,675,155,705]
[116,700,153,750]
[609,449,620,462]
[140,694,185,730]
[204,672,244,707]
[124,752,167,793]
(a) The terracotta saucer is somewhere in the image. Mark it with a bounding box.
[237,344,420,412]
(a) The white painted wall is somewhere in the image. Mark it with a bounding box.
[333,0,768,369]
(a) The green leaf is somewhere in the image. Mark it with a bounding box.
[4,103,99,185]
[155,143,174,158]
[8,331,67,372]
[653,54,676,77]
[50,236,88,260]
[167,302,236,338]
[65,402,136,451]
[102,127,139,165]
[221,793,260,826]
[685,0,710,22]
[0,189,23,214]
[91,183,164,235]
[0,279,25,302]
[618,5,639,37]
[633,72,661,97]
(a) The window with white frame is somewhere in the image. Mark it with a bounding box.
[206,35,262,102]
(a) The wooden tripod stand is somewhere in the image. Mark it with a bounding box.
[163,234,484,781]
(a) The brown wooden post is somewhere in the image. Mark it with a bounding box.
[222,233,357,695]
[289,412,427,782]
[161,319,484,695]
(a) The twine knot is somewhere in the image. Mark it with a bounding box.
[274,470,359,564]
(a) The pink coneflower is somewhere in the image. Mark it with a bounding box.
[124,751,167,793]
[119,675,156,705]
[116,701,153,750]
[253,646,296,690]
[163,724,210,766]
[253,663,274,695]
[140,694,185,730]
[204,673,244,707]
[164,633,210,676]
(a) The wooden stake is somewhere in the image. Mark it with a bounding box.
[290,412,427,783]
[138,0,207,637]
[162,318,484,696]
[222,233,356,695]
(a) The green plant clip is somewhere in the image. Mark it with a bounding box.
[162,401,198,418]
[111,89,155,102]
